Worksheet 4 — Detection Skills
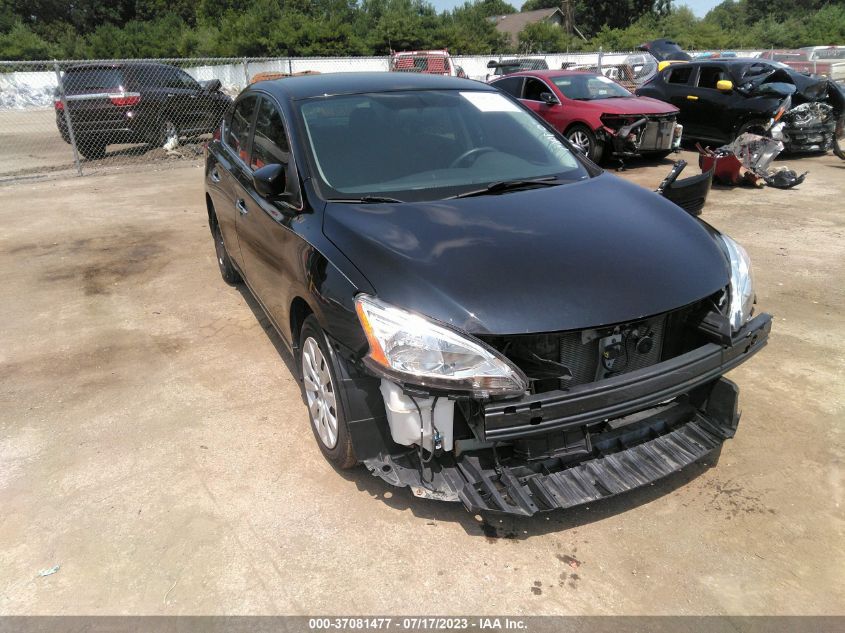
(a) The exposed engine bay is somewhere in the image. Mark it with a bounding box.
[740,63,844,153]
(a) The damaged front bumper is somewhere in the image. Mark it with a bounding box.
[362,313,771,516]
[599,115,682,156]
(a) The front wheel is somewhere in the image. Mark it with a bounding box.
[566,124,604,163]
[833,116,845,160]
[299,316,357,470]
[210,213,241,285]
[735,119,770,139]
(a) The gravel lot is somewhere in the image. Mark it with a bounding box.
[0,152,843,615]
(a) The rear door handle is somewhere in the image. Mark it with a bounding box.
[209,168,221,183]
[236,199,248,215]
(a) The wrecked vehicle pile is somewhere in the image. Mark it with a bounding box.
[205,73,771,517]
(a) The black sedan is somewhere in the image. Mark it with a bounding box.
[636,58,844,152]
[204,72,771,516]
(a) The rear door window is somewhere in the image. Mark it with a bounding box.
[250,97,290,170]
[64,68,125,94]
[666,66,693,85]
[226,95,258,164]
[492,76,524,98]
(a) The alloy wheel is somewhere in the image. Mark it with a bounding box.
[301,337,339,449]
[568,130,591,155]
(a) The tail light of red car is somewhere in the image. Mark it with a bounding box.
[54,99,64,111]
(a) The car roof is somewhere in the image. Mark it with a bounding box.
[250,72,492,100]
[65,62,174,72]
[666,57,770,66]
[495,69,601,79]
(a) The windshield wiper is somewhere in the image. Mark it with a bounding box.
[449,176,561,199]
[326,196,403,204]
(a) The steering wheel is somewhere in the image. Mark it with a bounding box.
[449,146,497,168]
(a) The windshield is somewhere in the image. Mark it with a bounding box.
[551,74,632,100]
[298,89,590,202]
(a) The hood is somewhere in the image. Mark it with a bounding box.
[323,174,729,335]
[588,95,678,115]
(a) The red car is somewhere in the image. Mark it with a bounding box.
[491,70,682,163]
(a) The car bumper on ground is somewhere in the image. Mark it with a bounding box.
[362,313,771,516]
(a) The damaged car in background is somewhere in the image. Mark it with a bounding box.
[636,58,845,154]
[492,69,682,163]
[205,73,771,517]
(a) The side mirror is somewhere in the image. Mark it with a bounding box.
[540,92,559,105]
[253,163,286,198]
[716,79,733,92]
[201,78,222,92]
[487,60,498,69]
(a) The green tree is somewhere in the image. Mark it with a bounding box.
[0,21,54,59]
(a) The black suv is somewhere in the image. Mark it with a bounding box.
[55,62,232,159]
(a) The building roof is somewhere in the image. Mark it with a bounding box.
[493,8,563,42]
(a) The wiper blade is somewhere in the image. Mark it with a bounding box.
[326,196,403,204]
[449,177,560,199]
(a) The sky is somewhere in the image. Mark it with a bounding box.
[429,0,723,17]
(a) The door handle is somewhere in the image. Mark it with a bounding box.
[686,95,699,100]
[209,168,221,183]
[236,199,248,215]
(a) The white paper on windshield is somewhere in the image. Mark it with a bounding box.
[460,91,520,112]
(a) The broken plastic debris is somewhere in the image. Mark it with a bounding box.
[38,565,60,577]
[763,167,808,189]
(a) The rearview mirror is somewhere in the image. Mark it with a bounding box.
[253,163,286,198]
[540,92,559,105]
[716,79,733,92]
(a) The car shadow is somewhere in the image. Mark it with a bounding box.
[234,282,299,380]
[233,281,723,539]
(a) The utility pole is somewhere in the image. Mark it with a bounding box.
[561,0,573,36]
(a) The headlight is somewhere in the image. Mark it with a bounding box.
[720,234,755,332]
[354,294,528,397]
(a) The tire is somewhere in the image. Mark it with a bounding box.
[834,116,845,160]
[299,315,357,470]
[210,213,241,285]
[77,139,106,160]
[566,124,604,163]
[735,119,770,139]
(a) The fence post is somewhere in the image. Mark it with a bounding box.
[597,47,603,74]
[288,58,293,75]
[242,57,249,87]
[53,60,82,177]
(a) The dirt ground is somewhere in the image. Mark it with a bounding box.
[0,151,843,615]
[0,109,208,181]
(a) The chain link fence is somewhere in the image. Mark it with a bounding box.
[0,51,761,182]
